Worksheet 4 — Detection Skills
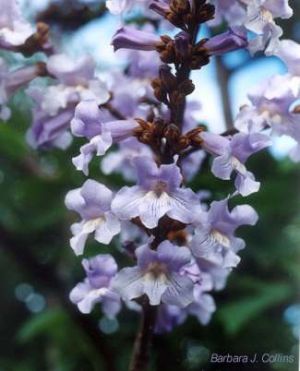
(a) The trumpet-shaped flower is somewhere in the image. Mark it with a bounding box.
[70,254,121,316]
[111,156,200,229]
[65,179,120,255]
[112,240,194,307]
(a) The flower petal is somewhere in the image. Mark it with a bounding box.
[111,185,146,221]
[143,274,169,305]
[168,188,199,224]
[112,266,144,301]
[94,212,121,245]
[139,191,171,229]
[157,241,191,271]
[235,171,260,196]
[211,154,233,180]
[162,272,194,308]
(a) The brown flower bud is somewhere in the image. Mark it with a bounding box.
[178,79,195,96]
[159,65,177,92]
[186,127,205,146]
[164,124,181,143]
[151,78,169,104]
[156,35,176,63]
[170,0,191,15]
[35,62,48,77]
[18,22,50,57]
[293,105,300,114]
[195,3,215,23]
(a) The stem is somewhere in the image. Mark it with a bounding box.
[171,23,200,128]
[215,56,234,130]
[102,102,126,120]
[129,300,158,371]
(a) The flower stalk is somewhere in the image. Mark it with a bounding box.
[129,300,158,371]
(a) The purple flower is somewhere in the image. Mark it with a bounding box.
[245,0,292,54]
[65,179,121,255]
[112,240,194,307]
[235,74,300,161]
[111,156,200,229]
[149,0,170,18]
[209,0,246,27]
[201,131,271,196]
[187,284,216,325]
[27,106,75,149]
[180,261,216,325]
[47,54,96,86]
[101,138,153,181]
[190,198,258,270]
[26,60,110,150]
[71,100,138,175]
[107,0,152,15]
[246,0,292,35]
[112,27,160,52]
[155,304,187,333]
[70,254,121,316]
[210,0,292,55]
[0,60,44,121]
[125,50,160,79]
[71,99,104,139]
[0,0,33,50]
[204,27,247,56]
[274,39,300,76]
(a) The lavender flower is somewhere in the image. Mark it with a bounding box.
[235,74,300,161]
[111,156,200,229]
[201,131,271,196]
[178,261,217,325]
[71,100,139,175]
[65,179,121,255]
[112,27,161,52]
[190,198,258,270]
[70,254,121,316]
[107,0,151,15]
[47,54,96,86]
[26,54,110,149]
[204,27,247,56]
[0,60,44,121]
[0,0,33,50]
[112,240,194,307]
[101,138,153,181]
[27,106,75,149]
[274,39,300,76]
[155,304,187,333]
[209,0,293,55]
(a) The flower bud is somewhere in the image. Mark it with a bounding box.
[112,27,161,51]
[204,27,247,56]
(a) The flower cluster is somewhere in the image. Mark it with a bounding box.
[64,0,281,335]
[1,0,297,343]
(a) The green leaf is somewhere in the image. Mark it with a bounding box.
[0,124,29,161]
[217,282,293,335]
[17,309,68,343]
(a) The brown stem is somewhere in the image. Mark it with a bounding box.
[215,56,234,130]
[129,300,158,371]
[170,23,200,128]
[102,102,126,120]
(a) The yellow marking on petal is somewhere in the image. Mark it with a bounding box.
[83,217,105,233]
[231,156,247,174]
[211,230,231,248]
